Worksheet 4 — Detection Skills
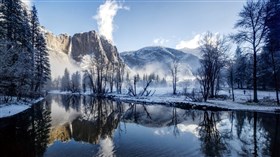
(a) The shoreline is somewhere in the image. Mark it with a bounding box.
[107,94,280,114]
[48,90,280,114]
[2,90,279,119]
[0,97,44,118]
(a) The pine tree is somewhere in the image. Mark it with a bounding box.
[0,0,33,96]
[34,33,51,92]
[29,5,51,93]
[70,71,81,93]
[0,1,50,97]
[30,5,40,91]
[265,0,280,104]
[61,68,70,91]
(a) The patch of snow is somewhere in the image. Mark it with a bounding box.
[0,97,44,118]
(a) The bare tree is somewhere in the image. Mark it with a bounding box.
[232,0,268,103]
[169,57,179,95]
[196,67,211,102]
[115,62,125,94]
[197,32,228,101]
[82,53,108,95]
[128,75,154,97]
[227,60,235,101]
[128,75,139,96]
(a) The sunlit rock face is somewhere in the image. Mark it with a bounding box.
[45,30,121,63]
[44,30,123,78]
[45,32,71,54]
[71,31,120,62]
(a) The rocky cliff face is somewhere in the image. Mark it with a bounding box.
[44,30,123,78]
[71,31,119,63]
[45,32,71,54]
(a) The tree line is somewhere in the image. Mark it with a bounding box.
[0,0,51,100]
[197,0,280,104]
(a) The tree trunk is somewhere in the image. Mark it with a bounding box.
[271,51,280,105]
[253,48,258,103]
[253,112,257,157]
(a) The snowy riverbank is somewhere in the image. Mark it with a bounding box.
[0,97,44,118]
[108,94,280,113]
[48,88,280,113]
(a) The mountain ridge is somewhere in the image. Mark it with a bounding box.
[120,46,200,81]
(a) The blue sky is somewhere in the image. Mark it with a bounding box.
[27,0,245,52]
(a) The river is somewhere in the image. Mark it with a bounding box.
[0,94,279,157]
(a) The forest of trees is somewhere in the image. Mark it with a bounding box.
[197,0,280,104]
[0,0,51,100]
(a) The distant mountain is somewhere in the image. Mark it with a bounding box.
[44,30,123,78]
[120,46,200,81]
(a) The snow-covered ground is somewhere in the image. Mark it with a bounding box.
[0,97,44,118]
[108,87,280,113]
[48,87,280,113]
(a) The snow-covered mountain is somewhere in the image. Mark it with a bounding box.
[120,46,200,81]
[44,30,123,78]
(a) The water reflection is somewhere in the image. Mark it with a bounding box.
[0,95,280,157]
[0,98,51,157]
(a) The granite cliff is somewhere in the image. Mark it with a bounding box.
[45,30,123,78]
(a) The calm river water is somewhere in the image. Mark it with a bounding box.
[0,95,279,157]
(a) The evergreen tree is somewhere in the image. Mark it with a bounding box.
[30,5,51,93]
[61,68,70,91]
[0,0,33,96]
[70,71,81,93]
[265,0,280,104]
[34,33,51,92]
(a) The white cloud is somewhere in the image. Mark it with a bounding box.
[94,0,129,43]
[21,0,33,8]
[153,37,169,46]
[175,34,201,49]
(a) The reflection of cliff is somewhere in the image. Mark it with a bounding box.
[71,99,121,144]
[49,123,72,144]
[49,98,122,144]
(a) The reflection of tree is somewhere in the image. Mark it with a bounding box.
[271,114,280,157]
[234,112,280,156]
[235,111,246,139]
[198,111,227,157]
[123,103,153,124]
[0,100,51,157]
[60,95,81,112]
[31,100,52,156]
[257,113,280,156]
[71,98,122,144]
[166,107,179,136]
